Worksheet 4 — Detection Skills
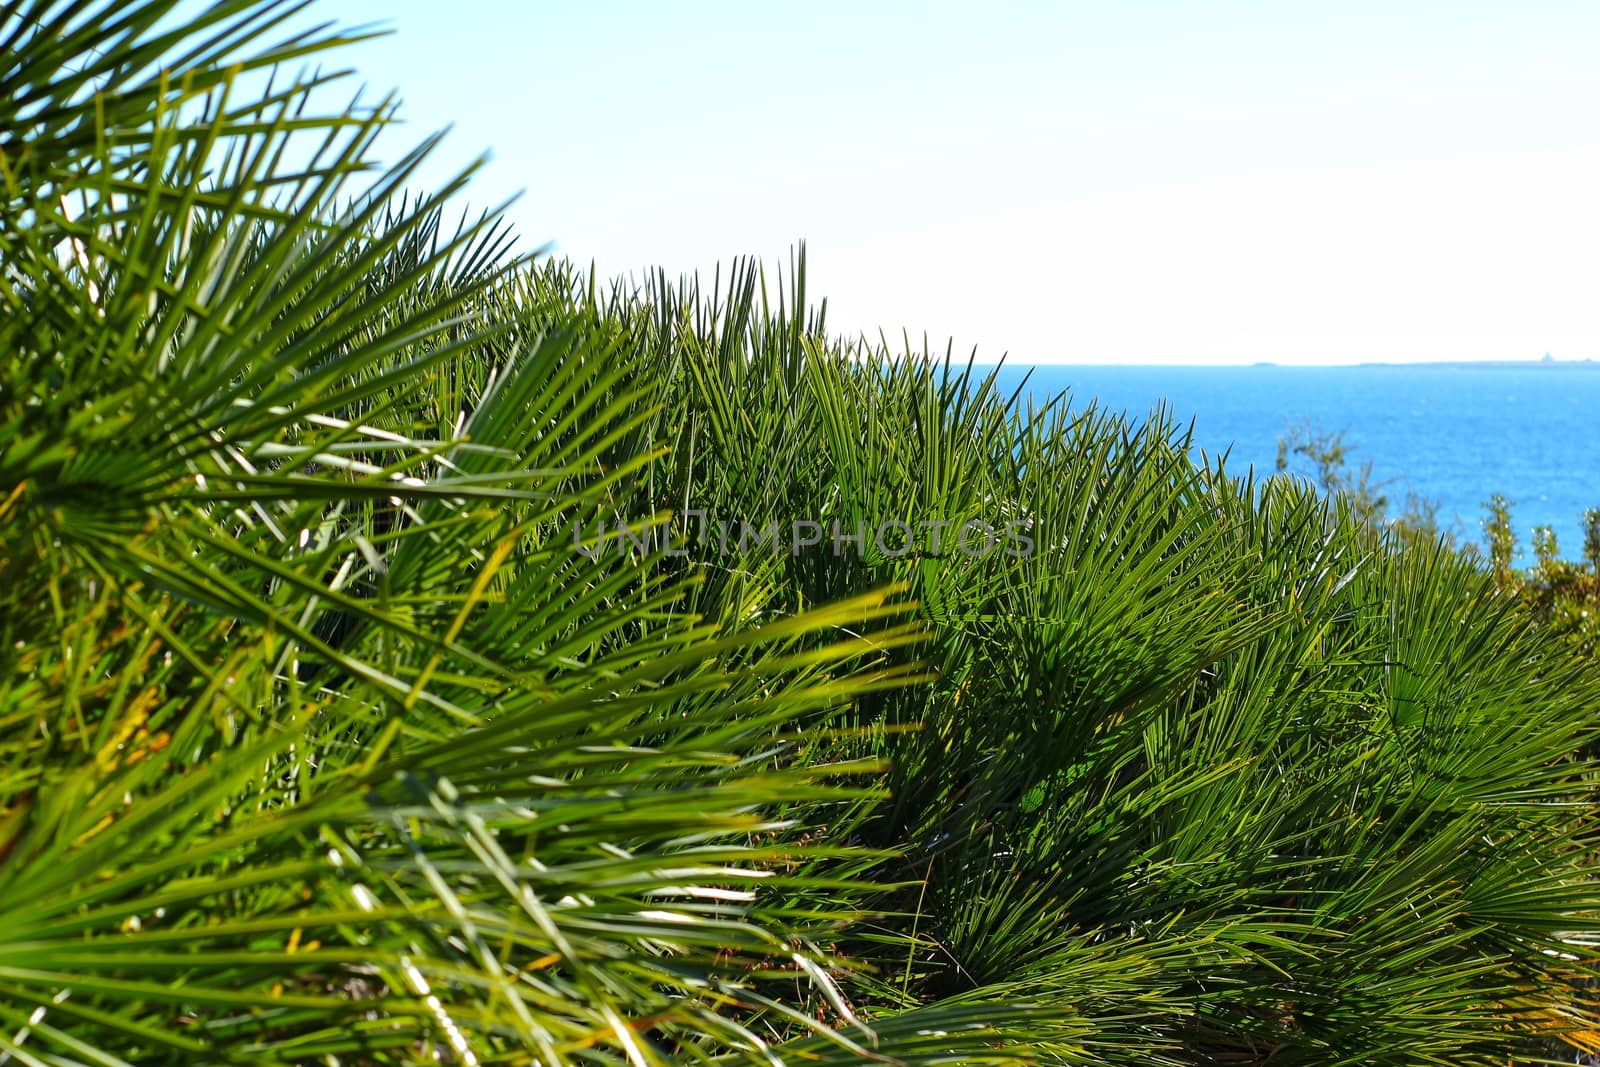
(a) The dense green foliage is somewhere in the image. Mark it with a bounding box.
[1278,425,1600,655]
[5,2,1600,1063]
[1486,498,1600,657]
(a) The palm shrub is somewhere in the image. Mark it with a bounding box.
[0,3,1015,1063]
[510,259,1600,1064]
[9,2,1600,1065]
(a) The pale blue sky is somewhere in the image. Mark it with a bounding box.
[304,1,1600,364]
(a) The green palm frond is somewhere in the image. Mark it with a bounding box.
[0,3,956,1062]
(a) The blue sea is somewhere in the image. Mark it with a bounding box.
[988,362,1600,562]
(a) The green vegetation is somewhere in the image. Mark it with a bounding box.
[5,2,1600,1063]
[1485,498,1600,656]
[1274,419,1446,548]
[1278,424,1600,656]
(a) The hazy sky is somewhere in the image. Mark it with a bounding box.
[309,0,1600,365]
